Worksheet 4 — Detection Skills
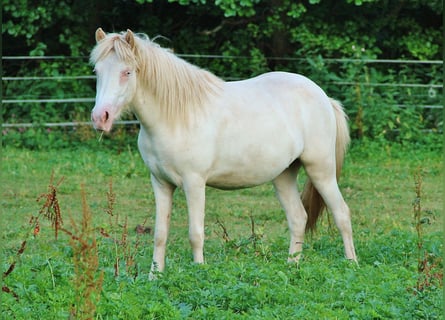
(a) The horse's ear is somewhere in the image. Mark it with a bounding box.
[95,28,106,42]
[125,29,135,49]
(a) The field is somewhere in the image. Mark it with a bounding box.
[1,141,443,319]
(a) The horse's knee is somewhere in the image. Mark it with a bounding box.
[189,230,204,248]
[154,230,168,248]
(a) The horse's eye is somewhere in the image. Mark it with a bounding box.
[122,70,132,77]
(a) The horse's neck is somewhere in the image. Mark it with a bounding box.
[131,90,163,130]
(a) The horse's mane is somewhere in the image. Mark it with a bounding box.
[90,31,224,125]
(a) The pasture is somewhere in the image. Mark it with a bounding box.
[1,141,443,319]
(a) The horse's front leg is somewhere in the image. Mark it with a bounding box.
[150,174,176,274]
[183,176,206,264]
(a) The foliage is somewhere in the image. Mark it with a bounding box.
[3,0,442,62]
[2,0,443,148]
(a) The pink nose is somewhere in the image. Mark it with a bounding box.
[91,108,112,132]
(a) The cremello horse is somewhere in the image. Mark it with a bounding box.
[90,28,357,274]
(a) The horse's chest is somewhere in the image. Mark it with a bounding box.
[137,130,210,186]
[137,132,176,182]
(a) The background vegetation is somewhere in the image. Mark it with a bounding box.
[2,0,443,148]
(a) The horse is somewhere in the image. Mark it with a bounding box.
[90,28,357,275]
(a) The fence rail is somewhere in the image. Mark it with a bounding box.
[3,55,444,64]
[1,120,139,128]
[2,98,95,104]
[2,55,443,129]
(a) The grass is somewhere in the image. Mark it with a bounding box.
[1,141,443,319]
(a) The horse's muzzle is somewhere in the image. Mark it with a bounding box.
[91,109,113,133]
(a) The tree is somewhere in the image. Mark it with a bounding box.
[3,0,442,59]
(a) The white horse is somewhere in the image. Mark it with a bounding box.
[90,28,357,274]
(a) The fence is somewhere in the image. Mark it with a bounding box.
[2,55,443,131]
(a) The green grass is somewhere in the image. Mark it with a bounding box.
[1,141,443,319]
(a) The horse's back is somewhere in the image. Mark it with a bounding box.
[221,71,335,138]
[225,71,332,116]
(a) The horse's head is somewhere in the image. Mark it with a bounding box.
[90,28,138,133]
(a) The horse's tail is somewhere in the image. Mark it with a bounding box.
[303,98,350,232]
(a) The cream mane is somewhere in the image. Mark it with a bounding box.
[90,31,224,125]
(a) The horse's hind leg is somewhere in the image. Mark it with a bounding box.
[303,157,357,261]
[273,162,307,262]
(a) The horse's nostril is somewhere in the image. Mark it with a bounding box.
[104,111,109,121]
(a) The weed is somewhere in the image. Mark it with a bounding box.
[215,218,231,243]
[36,171,64,240]
[2,173,64,300]
[248,213,265,254]
[62,185,104,320]
[216,214,271,261]
[3,174,105,318]
[105,178,117,224]
[119,216,147,279]
[98,179,145,279]
[2,240,26,300]
[411,169,443,294]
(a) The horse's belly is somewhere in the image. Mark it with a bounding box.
[206,171,279,190]
[206,140,301,189]
[206,162,291,189]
